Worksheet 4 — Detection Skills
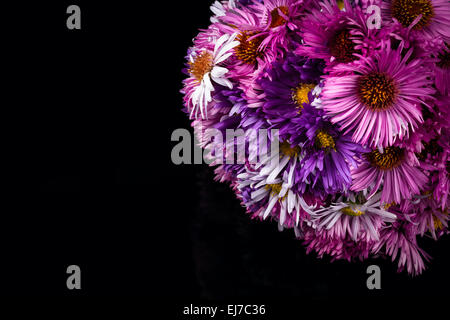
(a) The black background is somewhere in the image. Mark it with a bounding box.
[3,0,450,309]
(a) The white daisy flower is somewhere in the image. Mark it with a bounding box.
[236,138,312,231]
[188,33,239,119]
[308,192,397,241]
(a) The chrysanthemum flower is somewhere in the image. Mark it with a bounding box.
[321,43,435,148]
[408,96,450,210]
[181,0,448,276]
[372,220,431,276]
[401,197,449,240]
[212,3,279,90]
[287,93,368,196]
[250,0,309,51]
[186,33,240,119]
[351,146,428,204]
[254,54,323,133]
[380,0,450,42]
[308,192,397,241]
[418,138,450,210]
[236,137,314,228]
[302,226,377,262]
[295,0,374,68]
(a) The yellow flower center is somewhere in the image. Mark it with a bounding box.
[365,147,405,170]
[433,209,448,230]
[265,183,288,201]
[265,183,283,195]
[315,131,336,151]
[280,142,301,158]
[383,201,397,210]
[189,51,213,82]
[433,216,444,230]
[292,83,316,110]
[337,0,345,10]
[391,0,434,30]
[341,207,365,217]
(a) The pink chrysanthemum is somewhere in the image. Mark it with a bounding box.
[351,146,428,204]
[401,197,449,240]
[302,226,377,262]
[372,221,431,276]
[295,0,375,69]
[321,43,435,148]
[212,3,278,91]
[250,0,308,51]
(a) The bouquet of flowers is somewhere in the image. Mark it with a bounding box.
[181,0,449,275]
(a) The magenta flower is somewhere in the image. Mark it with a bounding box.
[295,0,373,69]
[251,0,308,52]
[321,43,435,148]
[372,221,431,276]
[351,146,428,204]
[380,0,450,42]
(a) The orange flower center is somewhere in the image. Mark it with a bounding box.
[357,72,398,110]
[365,147,405,170]
[189,52,213,82]
[235,31,265,65]
[328,29,358,63]
[269,6,289,28]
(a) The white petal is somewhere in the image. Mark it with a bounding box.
[280,204,287,226]
[211,66,229,78]
[214,51,234,64]
[266,156,290,184]
[212,76,233,89]
[264,196,278,219]
[214,34,230,56]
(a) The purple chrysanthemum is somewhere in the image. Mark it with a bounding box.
[287,94,368,196]
[250,53,324,134]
